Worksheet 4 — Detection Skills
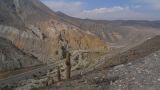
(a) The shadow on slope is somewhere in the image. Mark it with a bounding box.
[0,37,42,73]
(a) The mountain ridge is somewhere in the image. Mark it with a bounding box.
[55,11,160,47]
[0,0,107,64]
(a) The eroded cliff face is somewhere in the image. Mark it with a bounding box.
[0,0,107,64]
[0,38,41,72]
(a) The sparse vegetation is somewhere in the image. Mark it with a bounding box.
[57,66,61,81]
[65,51,71,79]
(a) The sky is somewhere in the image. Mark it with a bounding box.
[41,0,160,20]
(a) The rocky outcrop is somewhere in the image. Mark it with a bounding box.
[106,50,160,90]
[0,37,41,72]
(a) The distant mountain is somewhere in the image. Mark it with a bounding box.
[56,11,160,47]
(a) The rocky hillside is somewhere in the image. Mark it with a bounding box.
[36,35,160,90]
[102,35,160,68]
[56,12,160,47]
[1,1,160,89]
[41,49,160,90]
[0,0,107,64]
[0,37,41,72]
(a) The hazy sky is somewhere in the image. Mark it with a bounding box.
[41,0,160,20]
